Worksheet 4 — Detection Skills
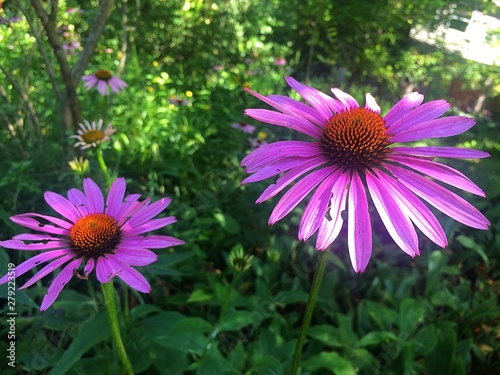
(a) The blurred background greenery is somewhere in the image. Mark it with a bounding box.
[0,0,499,374]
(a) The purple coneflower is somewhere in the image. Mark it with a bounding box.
[241,76,489,273]
[231,121,256,134]
[274,57,287,66]
[0,178,184,311]
[71,119,116,150]
[62,41,81,51]
[168,96,190,106]
[82,69,127,96]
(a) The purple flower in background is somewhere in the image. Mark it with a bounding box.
[249,137,268,150]
[0,178,184,311]
[62,41,81,51]
[274,57,287,66]
[241,76,489,273]
[82,70,127,96]
[66,8,84,14]
[168,96,190,106]
[231,121,256,134]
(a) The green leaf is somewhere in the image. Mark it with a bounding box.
[219,309,263,331]
[356,331,397,347]
[412,324,438,357]
[425,322,460,375]
[250,356,283,375]
[358,300,398,328]
[48,312,110,375]
[399,298,426,340]
[456,235,489,264]
[188,288,215,303]
[147,252,194,276]
[308,324,343,347]
[130,304,163,322]
[194,344,240,375]
[301,352,356,375]
[277,290,310,304]
[214,212,241,234]
[152,317,212,355]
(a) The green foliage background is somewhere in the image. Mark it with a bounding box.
[0,0,499,374]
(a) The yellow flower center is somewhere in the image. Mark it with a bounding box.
[81,129,105,144]
[69,213,122,258]
[95,69,112,81]
[320,107,392,171]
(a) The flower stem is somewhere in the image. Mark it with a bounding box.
[95,147,111,189]
[291,250,328,375]
[101,281,134,375]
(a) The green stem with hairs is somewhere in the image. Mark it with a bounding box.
[291,250,329,375]
[95,147,111,189]
[101,281,134,375]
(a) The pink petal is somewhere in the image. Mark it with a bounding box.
[245,108,321,138]
[387,165,490,230]
[374,170,447,248]
[241,141,321,173]
[268,94,327,125]
[348,171,372,273]
[10,214,69,235]
[44,191,80,222]
[97,80,108,95]
[96,256,124,283]
[118,198,152,226]
[124,216,177,236]
[299,168,343,241]
[383,92,424,127]
[392,146,490,159]
[256,157,326,204]
[0,239,68,251]
[332,88,359,109]
[116,265,151,293]
[315,171,350,250]
[106,178,127,217]
[285,76,335,121]
[109,77,127,93]
[122,198,171,230]
[114,247,158,266]
[40,258,82,311]
[390,154,485,196]
[20,254,76,289]
[366,172,419,257]
[387,100,449,135]
[245,88,326,126]
[83,178,105,213]
[269,167,333,225]
[242,158,312,184]
[0,249,72,284]
[365,93,380,113]
[121,235,184,249]
[391,116,476,143]
[113,194,141,223]
[84,258,95,277]
[67,188,91,217]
